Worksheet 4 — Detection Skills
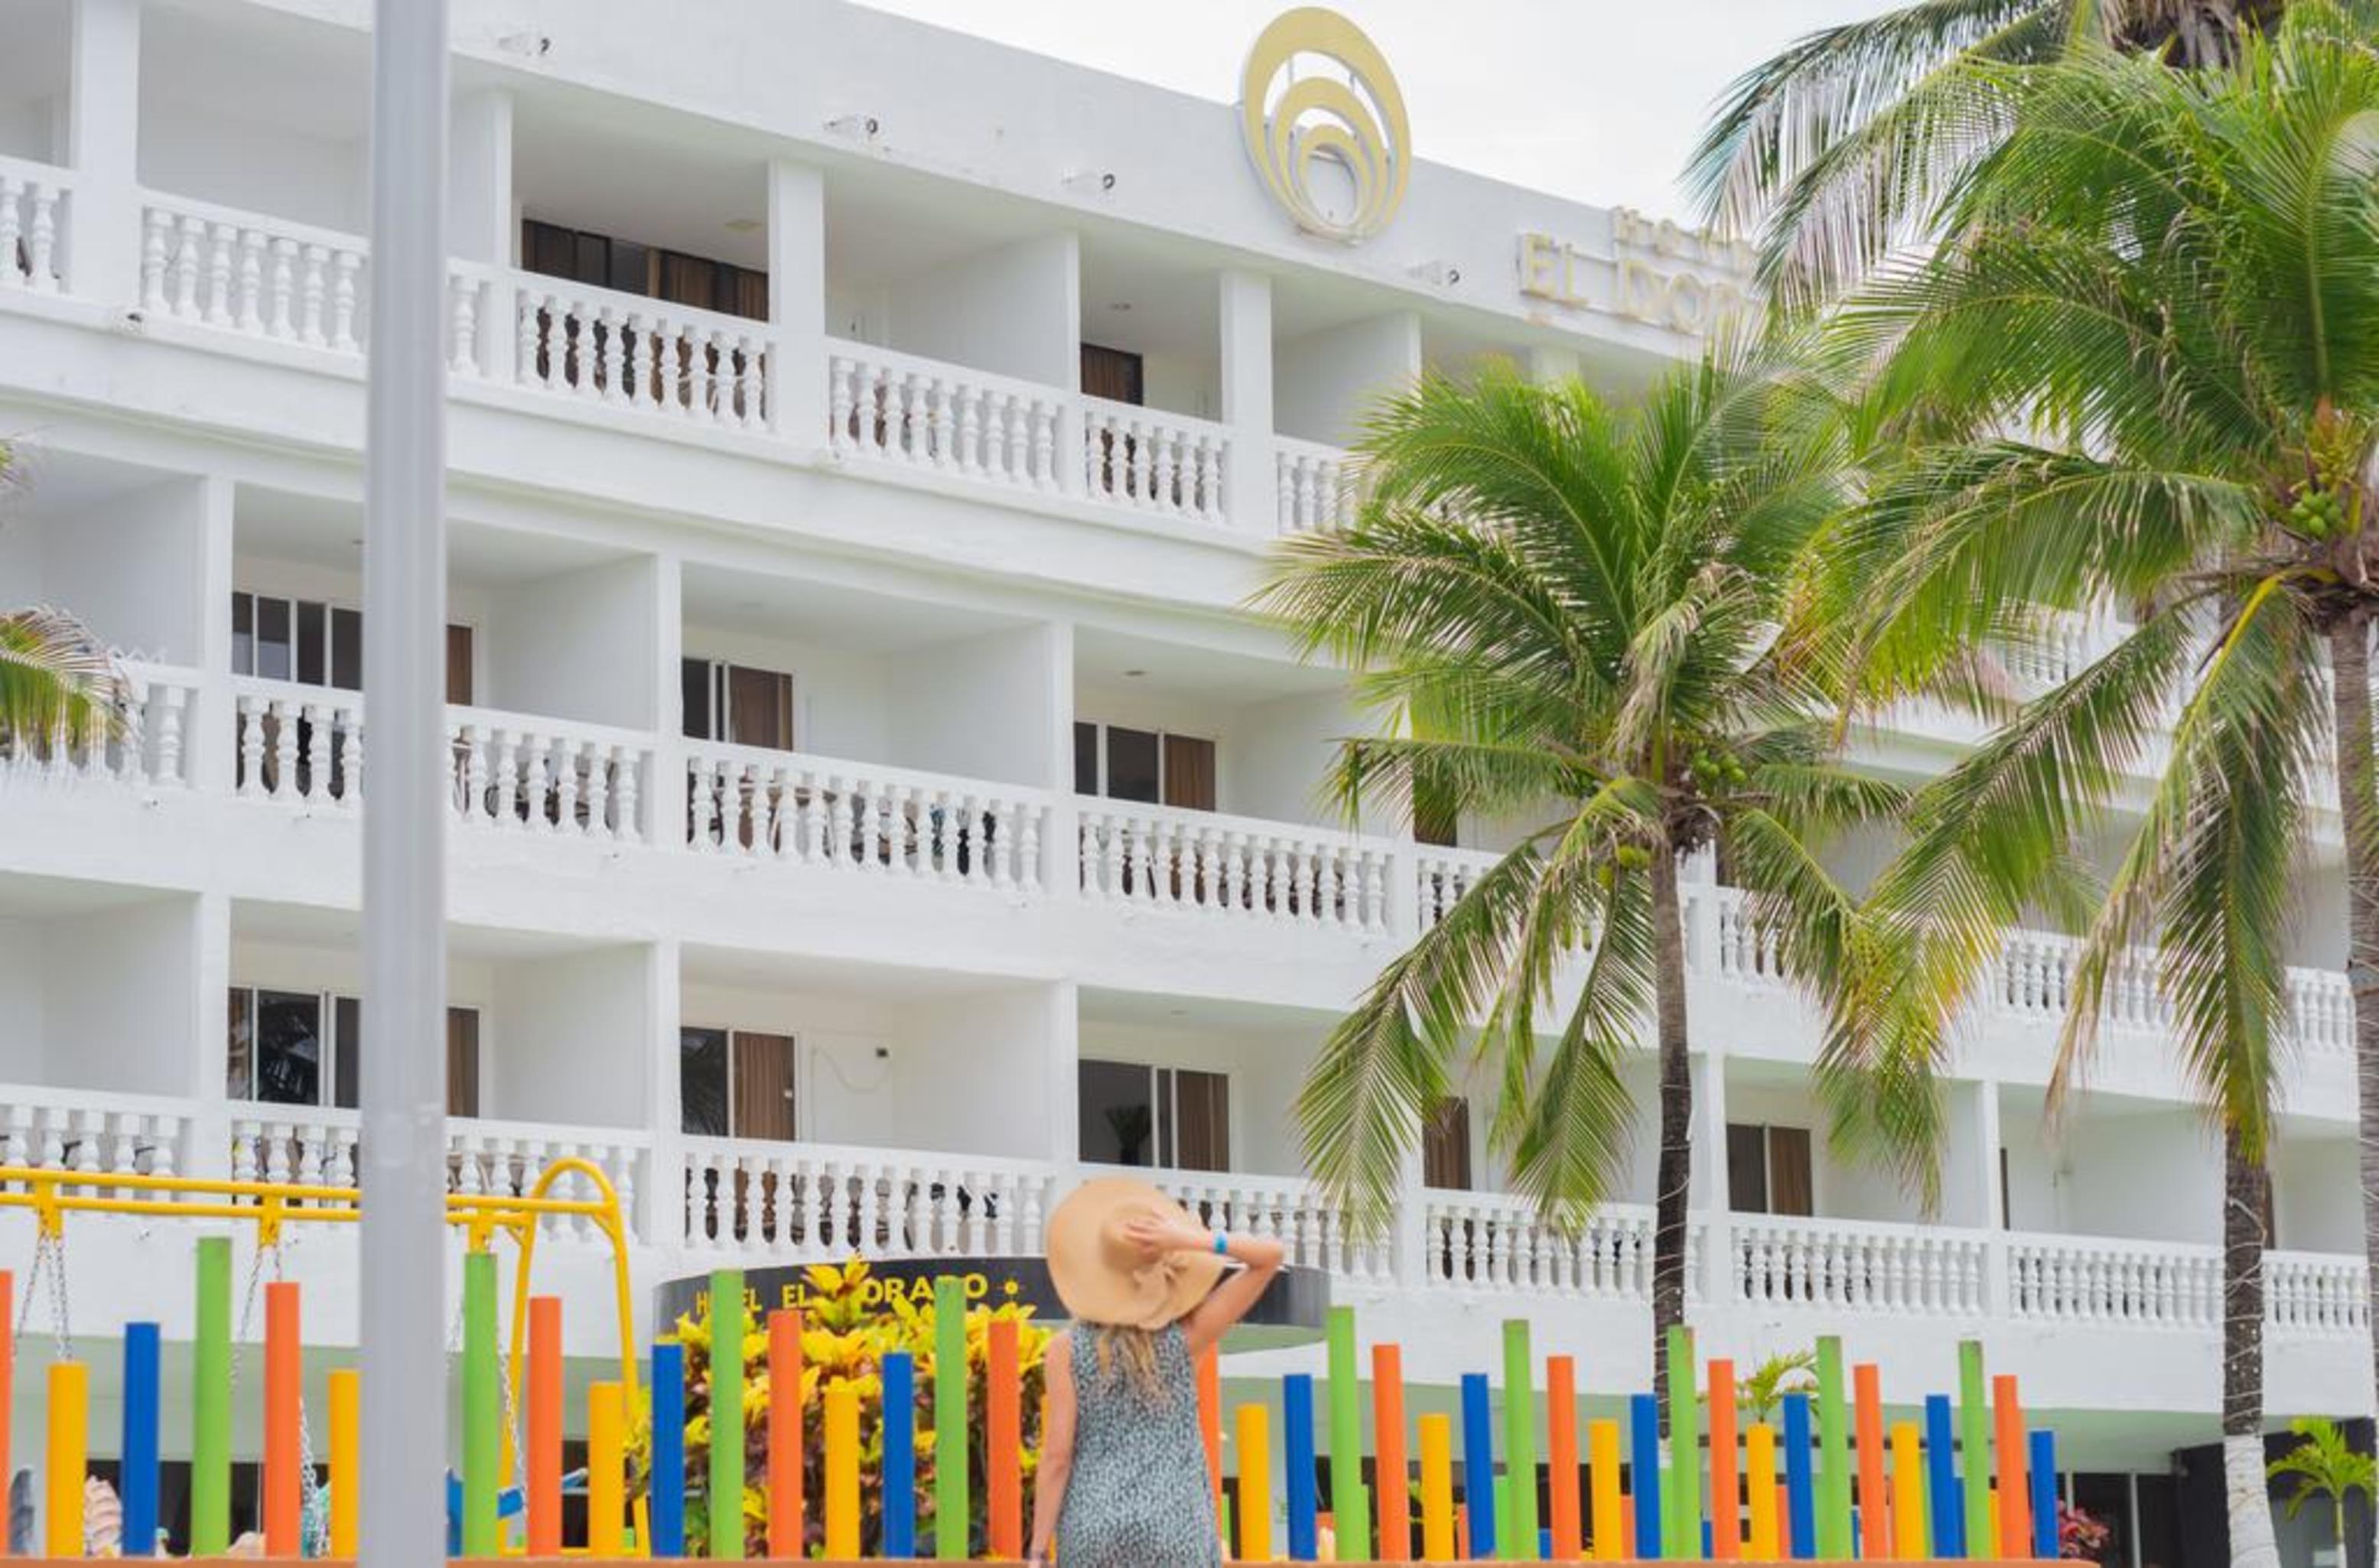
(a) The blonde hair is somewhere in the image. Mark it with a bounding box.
[1091,1324,1169,1402]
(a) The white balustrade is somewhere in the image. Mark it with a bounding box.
[1732,1215,1988,1316]
[1082,396,1229,523]
[1704,886,1787,984]
[687,741,1050,893]
[1420,1192,1687,1302]
[513,278,771,430]
[0,158,70,293]
[682,1138,1058,1260]
[0,1088,189,1186]
[447,707,656,845]
[141,197,369,350]
[827,342,1064,491]
[1078,802,1386,932]
[1274,438,1360,533]
[2267,1251,2368,1335]
[2289,967,2355,1055]
[1415,848,1499,929]
[228,1108,360,1197]
[2006,1233,2222,1328]
[1132,1166,1393,1281]
[233,678,365,806]
[0,661,197,789]
[446,1121,648,1241]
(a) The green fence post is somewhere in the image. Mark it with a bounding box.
[1815,1335,1852,1558]
[936,1275,970,1559]
[191,1235,232,1557]
[711,1267,747,1558]
[1329,1306,1372,1560]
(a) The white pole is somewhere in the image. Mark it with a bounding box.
[360,1,448,1563]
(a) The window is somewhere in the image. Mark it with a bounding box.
[679,1028,798,1140]
[682,659,795,751]
[1073,723,1217,812]
[1726,1123,1813,1217]
[1423,1096,1473,1190]
[1077,1059,1229,1171]
[231,592,474,703]
[522,219,768,321]
[228,988,480,1115]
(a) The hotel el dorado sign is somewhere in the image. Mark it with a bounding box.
[1239,9,1749,338]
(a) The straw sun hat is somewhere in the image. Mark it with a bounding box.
[1045,1176,1229,1329]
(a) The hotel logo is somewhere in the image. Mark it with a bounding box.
[1239,8,1409,244]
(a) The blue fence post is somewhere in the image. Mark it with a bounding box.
[1782,1392,1817,1560]
[121,1322,161,1556]
[1629,1393,1661,1560]
[650,1340,686,1557]
[1463,1373,1499,1560]
[1924,1394,1965,1558]
[2029,1430,2060,1560]
[883,1350,916,1557]
[1286,1372,1319,1560]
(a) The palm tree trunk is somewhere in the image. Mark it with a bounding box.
[2328,611,2379,1568]
[1648,845,1694,1432]
[2222,1122,2280,1568]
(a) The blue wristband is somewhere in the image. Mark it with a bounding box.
[1212,1229,1229,1255]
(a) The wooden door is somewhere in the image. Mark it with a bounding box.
[1422,1097,1473,1190]
[1172,1069,1231,1173]
[1767,1126,1814,1218]
[446,1007,481,1117]
[731,1031,798,1141]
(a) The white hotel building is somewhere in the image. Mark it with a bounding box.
[0,0,2356,1556]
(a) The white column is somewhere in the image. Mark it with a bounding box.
[766,158,827,445]
[66,0,142,301]
[1696,1049,1734,1305]
[1219,268,1276,532]
[651,552,687,851]
[1046,978,1080,1165]
[1390,1142,1427,1288]
[646,937,684,1248]
[190,474,236,795]
[1043,619,1080,901]
[187,891,232,1179]
[449,88,515,381]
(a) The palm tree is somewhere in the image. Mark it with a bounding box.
[2269,1417,2375,1558]
[0,605,125,759]
[1684,0,2291,304]
[1736,1348,1819,1424]
[1254,353,1894,1422]
[1813,15,2379,1564]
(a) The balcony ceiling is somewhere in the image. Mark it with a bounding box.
[143,0,369,141]
[0,870,183,919]
[0,0,67,106]
[681,558,1024,656]
[681,941,1037,1000]
[1075,622,1345,704]
[236,486,635,585]
[231,897,626,963]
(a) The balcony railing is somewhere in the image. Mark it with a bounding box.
[0,156,70,294]
[1731,1212,1989,1317]
[0,1085,190,1180]
[1077,801,1388,932]
[828,342,1066,491]
[682,1137,1059,1257]
[1276,437,1361,534]
[0,661,197,789]
[1421,1190,1687,1303]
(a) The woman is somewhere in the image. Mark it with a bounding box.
[1027,1176,1287,1567]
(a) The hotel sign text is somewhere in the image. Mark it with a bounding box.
[1518,209,1755,337]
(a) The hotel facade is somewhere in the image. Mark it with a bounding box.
[0,0,2355,1555]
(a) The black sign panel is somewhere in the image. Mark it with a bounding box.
[657,1257,1329,1345]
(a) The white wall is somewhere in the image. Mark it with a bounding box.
[2274,1136,2360,1254]
[1222,690,1368,831]
[493,947,652,1127]
[1274,312,1421,447]
[885,233,1079,390]
[0,95,57,163]
[886,623,1060,788]
[1075,1016,1321,1176]
[0,895,202,1093]
[30,477,212,664]
[1139,350,1221,422]
[485,555,658,729]
[678,623,893,763]
[0,916,48,1082]
[2003,1099,2223,1244]
[138,97,364,233]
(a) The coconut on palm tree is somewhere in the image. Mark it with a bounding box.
[1812,15,2379,1564]
[1255,351,1895,1422]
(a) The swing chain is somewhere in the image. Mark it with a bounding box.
[13,1230,72,1365]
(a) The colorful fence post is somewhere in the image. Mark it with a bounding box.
[1286,1372,1319,1560]
[711,1267,748,1560]
[2028,1430,2059,1560]
[988,1316,1024,1559]
[1504,1321,1541,1560]
[1200,1341,1225,1534]
[883,1349,917,1557]
[1813,1336,1851,1558]
[1993,1374,2029,1556]
[1853,1361,1888,1560]
[1666,1326,1700,1559]
[329,1368,361,1558]
[1708,1357,1740,1561]
[1782,1391,1816,1560]
[1745,1423,1781,1559]
[1375,1343,1411,1561]
[1546,1355,1580,1560]
[1420,1411,1456,1561]
[1326,1306,1371,1561]
[1891,1420,1927,1560]
[1585,1417,1622,1562]
[768,1309,804,1560]
[825,1380,861,1559]
[1463,1372,1499,1560]
[588,1382,626,1555]
[651,1339,688,1557]
[1924,1393,1964,1558]
[933,1275,969,1561]
[1959,1342,1992,1556]
[119,1320,160,1557]
[265,1280,304,1557]
[0,1271,10,1547]
[526,1296,564,1557]
[191,1234,231,1557]
[1238,1401,1275,1563]
[1629,1391,1662,1560]
[461,1254,503,1558]
[45,1358,85,1559]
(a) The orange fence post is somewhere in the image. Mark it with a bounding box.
[1546,1355,1580,1559]
[767,1309,804,1559]
[1993,1374,2030,1556]
[988,1316,1024,1558]
[1199,1339,1223,1528]
[1855,1362,1889,1560]
[1375,1344,1411,1562]
[1709,1357,1740,1560]
[262,1280,301,1557]
[526,1296,564,1556]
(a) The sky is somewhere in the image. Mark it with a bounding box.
[855,1,1903,220]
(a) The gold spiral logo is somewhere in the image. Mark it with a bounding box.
[1239,8,1410,244]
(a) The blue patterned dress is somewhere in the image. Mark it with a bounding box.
[1056,1322,1222,1566]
